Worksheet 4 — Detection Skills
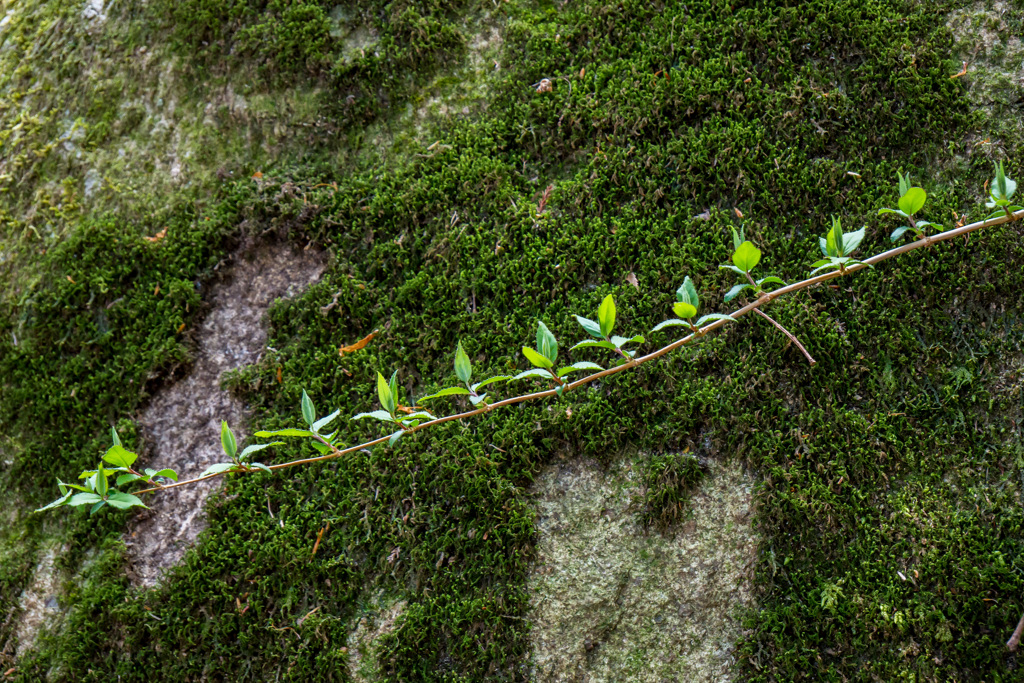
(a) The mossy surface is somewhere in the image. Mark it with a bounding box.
[2,0,1024,680]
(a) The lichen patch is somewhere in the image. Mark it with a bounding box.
[346,592,407,683]
[528,456,757,682]
[14,543,63,657]
[124,245,326,587]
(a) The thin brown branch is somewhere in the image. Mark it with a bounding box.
[133,208,1024,497]
[753,308,816,365]
[1008,611,1024,652]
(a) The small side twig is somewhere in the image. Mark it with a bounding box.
[752,308,816,365]
[1007,611,1024,651]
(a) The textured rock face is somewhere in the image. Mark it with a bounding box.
[528,456,757,682]
[124,245,326,586]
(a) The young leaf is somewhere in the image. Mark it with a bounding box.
[598,295,616,338]
[95,462,108,497]
[312,409,341,433]
[468,393,489,406]
[250,462,272,473]
[676,276,700,311]
[877,207,909,219]
[388,371,399,409]
[389,430,404,447]
[150,468,178,481]
[377,372,395,415]
[35,490,73,512]
[756,276,785,287]
[301,390,316,426]
[694,313,736,327]
[556,361,604,377]
[253,428,315,438]
[68,492,103,507]
[106,491,147,510]
[890,226,911,242]
[898,187,926,216]
[200,463,237,477]
[609,334,644,347]
[672,301,698,319]
[842,227,866,255]
[732,241,761,272]
[898,171,909,197]
[471,376,510,391]
[419,387,471,402]
[724,284,751,302]
[523,346,554,369]
[570,339,617,351]
[536,321,559,363]
[719,264,747,276]
[221,421,237,460]
[652,319,688,332]
[574,315,603,338]
[352,410,395,422]
[110,427,122,447]
[239,442,285,460]
[102,445,138,469]
[731,226,744,251]
[454,342,473,385]
[511,368,555,381]
[116,473,142,486]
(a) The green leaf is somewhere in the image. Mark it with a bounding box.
[732,241,761,272]
[756,276,785,287]
[511,368,554,381]
[825,218,843,256]
[556,361,604,377]
[253,428,315,438]
[468,393,488,406]
[890,226,911,242]
[35,490,73,512]
[695,313,736,327]
[220,421,237,460]
[574,315,603,338]
[598,295,616,338]
[898,187,926,216]
[352,410,394,422]
[106,491,147,510]
[312,409,341,433]
[471,376,510,391]
[652,319,688,332]
[672,301,697,319]
[842,227,866,255]
[818,236,829,257]
[90,501,106,515]
[301,390,316,426]
[676,276,699,311]
[389,430,404,447]
[151,468,178,481]
[523,346,554,369]
[570,339,617,351]
[719,264,747,276]
[116,473,142,486]
[397,411,435,422]
[102,444,138,468]
[95,462,108,497]
[251,462,272,473]
[68,492,103,507]
[310,441,333,455]
[377,372,395,415]
[200,463,237,477]
[898,171,909,197]
[419,387,471,402]
[610,334,644,347]
[877,207,909,219]
[454,342,472,384]
[731,226,744,251]
[723,284,751,303]
[239,442,285,460]
[536,321,558,364]
[110,427,122,447]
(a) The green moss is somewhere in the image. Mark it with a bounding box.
[640,451,707,529]
[3,0,1024,680]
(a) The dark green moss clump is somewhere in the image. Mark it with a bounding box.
[640,451,707,529]
[4,0,1024,681]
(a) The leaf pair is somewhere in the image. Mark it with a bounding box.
[809,217,870,276]
[878,173,940,242]
[572,294,643,362]
[419,341,509,407]
[986,162,1023,218]
[718,228,785,302]
[516,321,603,386]
[653,276,735,333]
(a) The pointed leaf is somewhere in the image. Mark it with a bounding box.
[253,428,315,438]
[95,463,108,497]
[574,315,603,338]
[220,421,237,460]
[652,319,688,332]
[842,227,866,255]
[419,387,471,402]
[890,226,911,242]
[610,334,644,347]
[719,264,747,276]
[116,473,142,486]
[454,342,472,384]
[877,207,909,218]
[352,410,395,422]
[151,469,178,481]
[301,390,316,426]
[106,491,147,510]
[388,371,399,411]
[523,346,554,369]
[311,409,341,433]
[389,430,404,447]
[695,313,736,327]
[35,490,73,512]
[756,276,785,286]
[898,171,909,197]
[731,226,744,251]
[250,462,272,473]
[110,427,122,447]
[377,372,395,415]
[536,321,558,363]
[471,376,510,391]
[676,276,699,311]
[200,463,237,478]
[102,445,138,469]
[723,284,751,303]
[468,393,488,405]
[68,492,103,507]
[570,339,617,351]
[239,442,285,460]
[598,295,616,338]
[511,368,554,381]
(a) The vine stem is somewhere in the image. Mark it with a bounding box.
[133,208,1022,496]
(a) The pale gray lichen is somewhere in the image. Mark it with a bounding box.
[345,592,407,683]
[14,543,63,658]
[527,455,757,682]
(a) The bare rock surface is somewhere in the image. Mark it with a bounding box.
[528,455,757,682]
[125,245,326,587]
[14,543,61,657]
